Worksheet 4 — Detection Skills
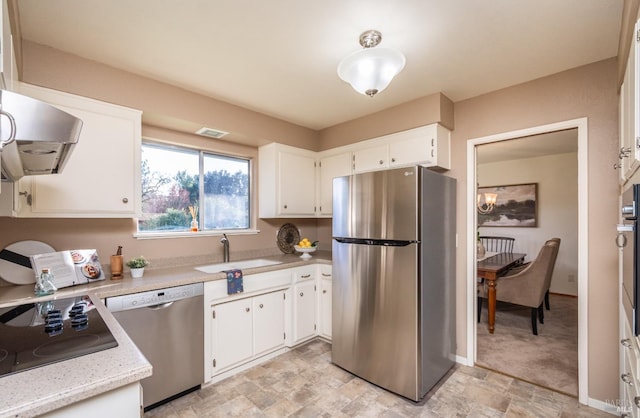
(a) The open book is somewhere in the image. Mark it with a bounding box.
[30,249,105,289]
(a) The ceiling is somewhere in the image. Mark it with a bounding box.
[476,129,578,164]
[14,1,624,132]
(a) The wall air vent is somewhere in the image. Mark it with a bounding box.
[195,127,229,139]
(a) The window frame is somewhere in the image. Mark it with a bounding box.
[134,140,258,239]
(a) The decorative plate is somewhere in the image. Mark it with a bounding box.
[277,223,301,254]
[0,240,56,285]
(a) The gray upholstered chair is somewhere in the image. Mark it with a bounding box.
[479,236,515,253]
[478,238,561,335]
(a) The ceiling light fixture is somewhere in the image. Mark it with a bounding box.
[477,192,498,215]
[337,30,406,98]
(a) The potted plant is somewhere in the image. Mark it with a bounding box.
[126,256,149,278]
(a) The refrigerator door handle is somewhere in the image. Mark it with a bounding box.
[333,237,418,246]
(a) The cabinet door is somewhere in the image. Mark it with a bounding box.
[389,136,432,168]
[253,291,285,356]
[212,298,253,373]
[318,152,351,217]
[319,278,332,340]
[278,150,316,216]
[16,84,141,217]
[352,144,388,173]
[293,280,317,343]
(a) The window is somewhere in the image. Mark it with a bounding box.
[139,142,250,233]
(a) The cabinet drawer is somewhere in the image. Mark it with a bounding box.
[318,265,332,280]
[292,267,315,283]
[205,269,291,302]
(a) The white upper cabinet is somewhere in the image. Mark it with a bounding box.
[353,124,451,173]
[258,123,450,218]
[0,0,16,91]
[389,124,450,169]
[13,83,142,218]
[259,143,317,218]
[620,19,640,183]
[352,144,388,173]
[317,152,351,217]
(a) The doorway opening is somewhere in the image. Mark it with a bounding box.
[465,118,588,404]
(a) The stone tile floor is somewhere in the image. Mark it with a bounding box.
[144,340,611,417]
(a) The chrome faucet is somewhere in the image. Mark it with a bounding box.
[221,234,230,262]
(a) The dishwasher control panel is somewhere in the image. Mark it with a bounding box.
[106,283,204,313]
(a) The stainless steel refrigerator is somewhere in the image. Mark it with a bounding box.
[332,165,456,401]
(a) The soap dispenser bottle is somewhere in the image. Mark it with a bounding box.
[34,268,57,296]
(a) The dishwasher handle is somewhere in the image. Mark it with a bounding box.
[147,301,174,310]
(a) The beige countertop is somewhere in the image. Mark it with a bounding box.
[0,251,331,417]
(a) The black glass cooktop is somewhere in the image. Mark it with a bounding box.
[0,294,118,377]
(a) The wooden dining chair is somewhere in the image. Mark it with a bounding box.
[479,236,515,253]
[478,238,561,335]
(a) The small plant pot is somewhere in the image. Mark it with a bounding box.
[130,267,145,278]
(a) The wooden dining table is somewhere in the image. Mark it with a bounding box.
[477,252,526,334]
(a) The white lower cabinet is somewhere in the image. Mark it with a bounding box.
[253,291,286,356]
[318,266,332,340]
[293,280,316,344]
[210,290,285,376]
[621,312,640,417]
[203,264,332,382]
[42,382,142,418]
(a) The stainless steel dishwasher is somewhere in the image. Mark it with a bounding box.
[106,282,204,411]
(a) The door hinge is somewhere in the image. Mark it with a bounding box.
[283,293,286,300]
[284,332,286,340]
[212,310,216,319]
[213,359,216,368]
[637,28,640,42]
[314,285,317,291]
[314,324,317,330]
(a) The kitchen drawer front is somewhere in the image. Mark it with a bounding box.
[205,269,292,303]
[292,266,315,283]
[318,264,332,281]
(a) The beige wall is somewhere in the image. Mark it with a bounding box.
[21,40,320,151]
[454,58,619,401]
[318,92,454,150]
[478,152,579,296]
[4,40,621,403]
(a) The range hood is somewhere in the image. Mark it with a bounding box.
[0,90,83,181]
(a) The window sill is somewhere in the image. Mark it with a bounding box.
[133,229,261,240]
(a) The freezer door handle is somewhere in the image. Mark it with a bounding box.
[333,237,418,246]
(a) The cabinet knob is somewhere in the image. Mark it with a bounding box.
[621,373,634,385]
[323,290,327,294]
[284,204,288,209]
[322,273,331,277]
[622,338,632,348]
[431,150,435,157]
[299,292,304,297]
[122,197,129,204]
[245,307,250,312]
[301,274,311,279]
[259,303,264,308]
[391,158,396,163]
[379,160,384,165]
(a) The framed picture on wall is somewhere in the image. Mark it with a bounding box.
[477,183,537,227]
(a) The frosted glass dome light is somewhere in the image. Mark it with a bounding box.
[337,30,406,97]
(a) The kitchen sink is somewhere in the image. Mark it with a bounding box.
[195,258,283,273]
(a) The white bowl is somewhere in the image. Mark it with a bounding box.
[294,246,317,259]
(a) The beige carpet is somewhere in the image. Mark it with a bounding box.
[476,293,578,397]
